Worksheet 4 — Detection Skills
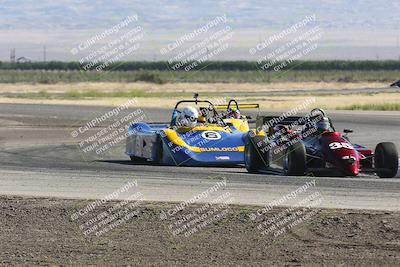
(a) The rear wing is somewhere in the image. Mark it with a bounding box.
[256,114,337,135]
[256,116,308,134]
[214,104,260,110]
[215,99,260,117]
[256,116,306,127]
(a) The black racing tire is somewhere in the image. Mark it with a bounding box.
[283,142,306,176]
[374,142,398,178]
[244,135,269,173]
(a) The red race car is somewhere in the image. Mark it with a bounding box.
[245,108,399,178]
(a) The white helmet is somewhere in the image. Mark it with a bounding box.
[316,117,330,132]
[177,106,199,127]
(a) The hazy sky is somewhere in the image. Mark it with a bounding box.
[1,0,400,61]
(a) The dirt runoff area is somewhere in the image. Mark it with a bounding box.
[0,196,399,266]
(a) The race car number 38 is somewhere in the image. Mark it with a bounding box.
[329,142,354,150]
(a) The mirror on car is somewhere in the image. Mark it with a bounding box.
[343,128,353,133]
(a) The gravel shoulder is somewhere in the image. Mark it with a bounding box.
[0,195,399,266]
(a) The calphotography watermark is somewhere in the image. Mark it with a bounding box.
[160,14,234,72]
[248,98,337,171]
[250,14,323,72]
[160,176,234,238]
[70,179,143,239]
[70,99,147,158]
[71,15,138,54]
[249,180,324,239]
[160,97,242,166]
[71,14,144,71]
[254,97,316,134]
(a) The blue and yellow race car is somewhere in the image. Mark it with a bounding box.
[125,95,260,166]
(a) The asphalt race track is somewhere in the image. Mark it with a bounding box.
[0,103,399,211]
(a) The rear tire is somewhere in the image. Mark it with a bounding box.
[375,142,398,178]
[283,142,306,176]
[244,135,269,173]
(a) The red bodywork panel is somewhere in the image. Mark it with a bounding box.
[319,132,363,176]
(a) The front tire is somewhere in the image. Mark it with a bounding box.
[283,142,306,176]
[244,135,269,173]
[375,142,398,178]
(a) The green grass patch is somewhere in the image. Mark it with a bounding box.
[134,71,165,84]
[13,89,52,99]
[37,89,51,98]
[337,103,400,111]
[0,70,399,83]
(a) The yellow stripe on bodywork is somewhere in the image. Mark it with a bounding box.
[223,118,249,132]
[250,129,266,136]
[176,125,232,133]
[163,129,244,153]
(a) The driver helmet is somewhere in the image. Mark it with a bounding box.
[226,107,241,119]
[177,106,199,128]
[315,116,330,133]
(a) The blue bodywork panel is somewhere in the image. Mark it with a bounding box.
[126,122,247,166]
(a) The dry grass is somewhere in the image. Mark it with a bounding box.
[1,93,399,111]
[0,81,398,111]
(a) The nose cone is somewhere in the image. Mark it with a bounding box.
[319,133,361,176]
[347,162,359,176]
[341,155,359,176]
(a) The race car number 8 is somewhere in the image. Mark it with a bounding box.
[202,131,221,140]
[329,142,353,150]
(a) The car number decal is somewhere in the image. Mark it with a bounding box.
[329,142,354,150]
[201,131,221,140]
